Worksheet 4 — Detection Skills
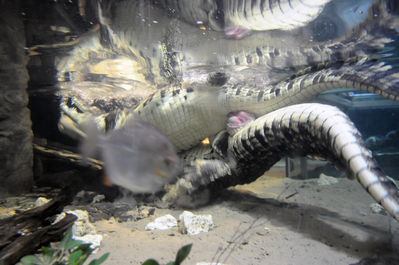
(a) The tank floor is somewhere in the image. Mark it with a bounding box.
[89,167,399,265]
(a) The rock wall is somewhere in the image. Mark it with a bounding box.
[0,1,33,194]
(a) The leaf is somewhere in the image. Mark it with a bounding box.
[69,249,84,265]
[142,259,160,265]
[66,239,85,251]
[76,243,93,253]
[68,247,93,265]
[20,255,43,265]
[60,228,74,250]
[165,262,175,265]
[41,246,54,257]
[75,252,92,265]
[174,244,192,265]
[88,253,110,265]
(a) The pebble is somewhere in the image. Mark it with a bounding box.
[179,211,214,236]
[54,209,103,250]
[317,173,339,186]
[34,197,50,207]
[370,203,387,215]
[145,214,178,230]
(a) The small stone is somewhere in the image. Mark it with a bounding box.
[145,214,177,230]
[178,211,214,236]
[317,173,339,186]
[74,234,103,250]
[139,206,156,218]
[92,194,105,203]
[34,197,50,207]
[370,203,387,215]
[54,209,102,250]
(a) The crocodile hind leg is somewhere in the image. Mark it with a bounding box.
[163,103,399,222]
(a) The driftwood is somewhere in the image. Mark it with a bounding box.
[33,143,103,171]
[0,191,77,265]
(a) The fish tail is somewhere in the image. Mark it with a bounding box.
[79,119,101,163]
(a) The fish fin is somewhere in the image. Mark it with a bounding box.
[154,169,168,179]
[103,174,114,186]
[79,119,101,164]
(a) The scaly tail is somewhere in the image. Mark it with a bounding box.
[223,0,331,31]
[227,104,399,221]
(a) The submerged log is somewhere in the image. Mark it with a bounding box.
[0,191,76,265]
[33,142,103,171]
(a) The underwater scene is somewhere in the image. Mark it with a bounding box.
[2,0,399,264]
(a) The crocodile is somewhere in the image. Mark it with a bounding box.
[80,0,370,87]
[59,0,398,139]
[155,0,331,33]
[56,0,399,221]
[163,103,399,222]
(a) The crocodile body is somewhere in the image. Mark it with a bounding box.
[56,0,399,221]
[134,57,399,152]
[92,0,375,86]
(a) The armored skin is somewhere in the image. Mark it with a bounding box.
[57,0,399,222]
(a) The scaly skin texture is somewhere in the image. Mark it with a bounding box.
[134,57,399,152]
[156,0,331,32]
[56,0,399,221]
[59,0,398,143]
[165,104,399,221]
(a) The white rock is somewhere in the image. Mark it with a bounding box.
[179,211,213,235]
[54,209,102,250]
[145,214,177,230]
[74,234,103,249]
[317,173,339,186]
[34,197,50,207]
[92,194,105,203]
[370,203,386,215]
[66,210,97,237]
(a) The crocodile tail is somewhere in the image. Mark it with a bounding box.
[223,0,332,31]
[229,103,399,221]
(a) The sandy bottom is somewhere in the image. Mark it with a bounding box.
[86,166,399,265]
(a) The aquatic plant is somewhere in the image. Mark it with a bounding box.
[19,228,109,265]
[142,244,192,265]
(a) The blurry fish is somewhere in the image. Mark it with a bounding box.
[81,118,181,193]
